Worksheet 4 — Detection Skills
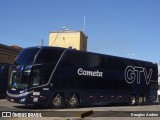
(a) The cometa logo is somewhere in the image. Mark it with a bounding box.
[77,68,103,77]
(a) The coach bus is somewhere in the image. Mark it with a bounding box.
[7,46,158,108]
[0,65,10,98]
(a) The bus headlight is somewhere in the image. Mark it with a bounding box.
[20,98,26,102]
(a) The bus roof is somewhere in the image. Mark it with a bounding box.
[23,46,156,65]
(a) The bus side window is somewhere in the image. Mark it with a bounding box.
[31,70,41,86]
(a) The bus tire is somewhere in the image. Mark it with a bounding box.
[51,94,64,109]
[68,94,79,108]
[129,95,137,106]
[137,96,144,105]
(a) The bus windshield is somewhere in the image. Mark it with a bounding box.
[15,48,40,65]
[9,47,64,89]
[9,69,31,89]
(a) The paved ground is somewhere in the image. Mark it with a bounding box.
[0,99,160,120]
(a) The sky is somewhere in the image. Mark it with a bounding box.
[0,0,160,62]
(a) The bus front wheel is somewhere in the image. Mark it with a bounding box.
[68,94,79,108]
[51,94,64,109]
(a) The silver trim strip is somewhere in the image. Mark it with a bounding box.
[7,91,33,98]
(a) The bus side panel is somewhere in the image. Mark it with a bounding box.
[53,50,133,106]
[48,49,158,106]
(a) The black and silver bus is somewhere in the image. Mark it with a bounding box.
[0,65,10,98]
[7,46,158,108]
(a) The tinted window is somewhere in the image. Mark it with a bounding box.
[63,51,100,68]
[100,56,115,68]
[35,48,64,64]
[101,56,127,69]
[15,48,40,65]
[30,64,55,87]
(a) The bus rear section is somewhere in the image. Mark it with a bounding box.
[7,46,158,108]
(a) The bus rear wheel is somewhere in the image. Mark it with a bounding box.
[51,94,64,109]
[137,96,145,105]
[68,94,79,108]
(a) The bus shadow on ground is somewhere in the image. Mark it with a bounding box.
[12,102,160,110]
[13,105,52,110]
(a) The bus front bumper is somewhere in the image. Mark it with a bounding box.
[7,91,48,105]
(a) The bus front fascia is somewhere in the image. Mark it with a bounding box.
[7,48,67,104]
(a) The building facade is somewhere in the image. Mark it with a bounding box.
[0,44,22,65]
[49,31,87,51]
